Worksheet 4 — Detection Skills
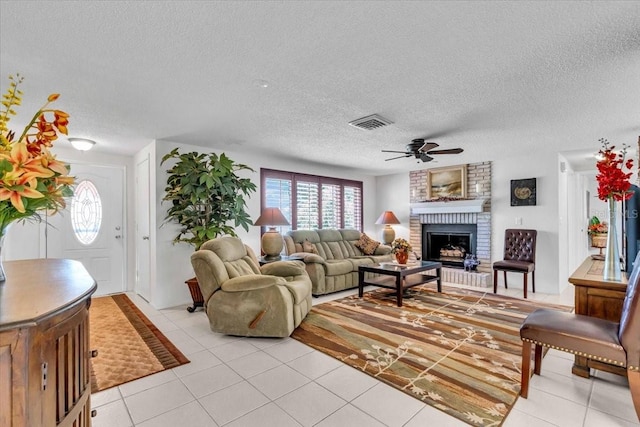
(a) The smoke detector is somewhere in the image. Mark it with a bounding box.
[348,114,393,130]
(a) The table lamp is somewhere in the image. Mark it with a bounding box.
[254,207,290,260]
[375,210,401,245]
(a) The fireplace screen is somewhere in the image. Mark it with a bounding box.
[422,224,477,267]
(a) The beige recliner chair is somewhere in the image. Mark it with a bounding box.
[191,236,312,337]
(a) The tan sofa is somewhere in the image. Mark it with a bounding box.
[283,228,393,296]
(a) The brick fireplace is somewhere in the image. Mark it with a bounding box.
[409,162,492,287]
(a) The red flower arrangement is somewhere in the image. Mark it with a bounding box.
[596,138,634,201]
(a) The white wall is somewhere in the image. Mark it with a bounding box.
[149,139,379,309]
[374,173,411,243]
[491,152,561,293]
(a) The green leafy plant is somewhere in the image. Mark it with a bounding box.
[161,148,256,250]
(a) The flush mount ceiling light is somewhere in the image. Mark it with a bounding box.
[69,138,96,151]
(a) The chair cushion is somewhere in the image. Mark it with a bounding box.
[354,233,380,255]
[226,258,260,277]
[520,308,626,367]
[493,260,535,273]
[202,236,247,261]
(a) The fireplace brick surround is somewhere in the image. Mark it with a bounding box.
[409,162,492,287]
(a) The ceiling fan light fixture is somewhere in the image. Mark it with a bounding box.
[419,153,433,162]
[69,138,96,151]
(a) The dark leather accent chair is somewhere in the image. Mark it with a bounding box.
[493,229,537,298]
[519,251,640,420]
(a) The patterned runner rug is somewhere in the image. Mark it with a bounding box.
[90,293,189,392]
[291,286,572,427]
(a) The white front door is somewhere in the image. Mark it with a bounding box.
[46,164,125,296]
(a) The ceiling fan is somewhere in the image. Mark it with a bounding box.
[382,138,464,162]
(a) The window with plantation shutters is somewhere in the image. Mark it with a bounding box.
[296,179,320,229]
[322,183,341,228]
[261,169,363,231]
[264,175,292,235]
[343,185,362,230]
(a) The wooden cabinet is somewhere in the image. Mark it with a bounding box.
[568,257,628,378]
[0,259,97,427]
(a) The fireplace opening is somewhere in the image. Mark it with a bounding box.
[422,224,477,268]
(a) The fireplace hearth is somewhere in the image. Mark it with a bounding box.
[423,223,477,268]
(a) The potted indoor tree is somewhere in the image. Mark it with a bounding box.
[161,148,257,311]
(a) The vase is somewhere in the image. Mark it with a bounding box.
[0,225,7,282]
[603,197,622,281]
[396,251,409,265]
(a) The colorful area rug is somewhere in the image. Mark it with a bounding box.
[291,286,572,427]
[90,294,189,392]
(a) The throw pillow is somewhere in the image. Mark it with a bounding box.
[355,233,380,255]
[302,239,318,254]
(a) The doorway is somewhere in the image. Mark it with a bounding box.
[45,164,126,296]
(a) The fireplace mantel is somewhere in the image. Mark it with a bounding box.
[410,199,487,214]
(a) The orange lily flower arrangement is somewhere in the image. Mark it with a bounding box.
[0,74,75,234]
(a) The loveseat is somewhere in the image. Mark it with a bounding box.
[283,228,393,296]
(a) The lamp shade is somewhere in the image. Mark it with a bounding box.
[254,207,290,227]
[375,211,400,225]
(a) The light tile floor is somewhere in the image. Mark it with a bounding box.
[91,282,639,427]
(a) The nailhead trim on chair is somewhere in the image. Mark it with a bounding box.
[521,337,626,367]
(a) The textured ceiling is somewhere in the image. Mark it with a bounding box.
[1,1,639,175]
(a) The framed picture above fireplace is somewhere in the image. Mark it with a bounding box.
[426,165,467,199]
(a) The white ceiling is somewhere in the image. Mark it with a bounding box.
[1,1,639,175]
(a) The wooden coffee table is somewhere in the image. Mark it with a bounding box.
[358,261,442,307]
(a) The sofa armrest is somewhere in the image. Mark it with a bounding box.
[289,252,326,264]
[260,260,307,277]
[221,275,285,292]
[375,244,392,255]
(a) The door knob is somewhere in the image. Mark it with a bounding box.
[142,236,150,240]
[115,235,122,239]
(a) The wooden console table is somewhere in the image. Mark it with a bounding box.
[568,257,628,378]
[0,259,97,427]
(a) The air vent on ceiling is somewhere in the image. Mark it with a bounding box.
[348,114,393,130]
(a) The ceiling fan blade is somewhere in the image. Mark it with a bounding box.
[385,154,412,161]
[381,150,411,154]
[427,148,464,155]
[419,153,434,162]
[418,142,439,152]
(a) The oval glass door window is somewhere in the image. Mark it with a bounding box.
[71,180,103,245]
